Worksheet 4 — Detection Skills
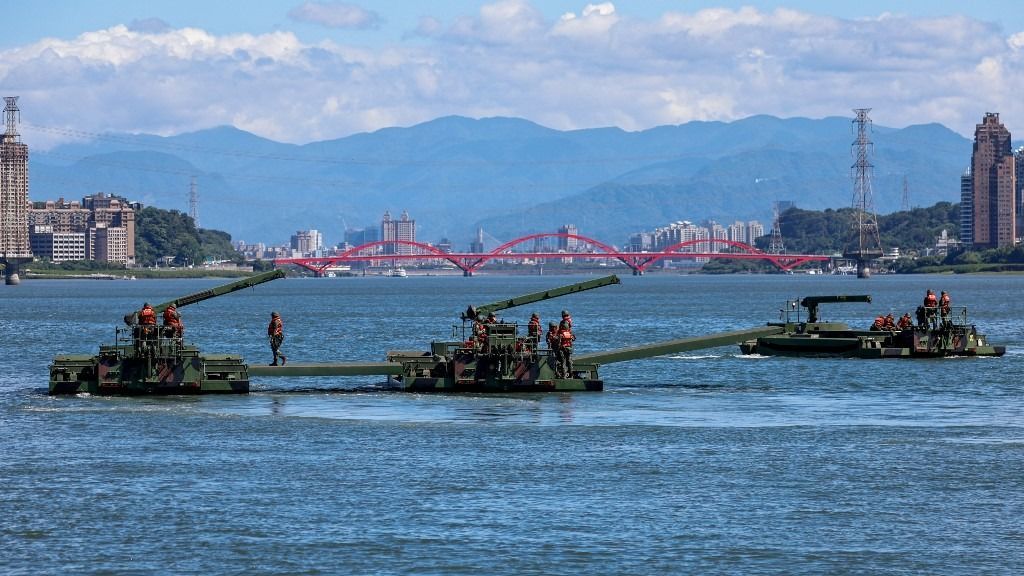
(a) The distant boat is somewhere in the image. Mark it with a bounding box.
[387,267,408,278]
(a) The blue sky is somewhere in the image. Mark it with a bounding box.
[4,1,1023,146]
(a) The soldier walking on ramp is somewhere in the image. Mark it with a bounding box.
[267,311,287,366]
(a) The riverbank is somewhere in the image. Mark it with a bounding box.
[21,268,255,280]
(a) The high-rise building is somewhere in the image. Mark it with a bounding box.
[93,225,129,264]
[960,167,974,247]
[469,227,485,253]
[727,221,748,244]
[381,210,416,255]
[557,224,578,252]
[344,226,379,247]
[28,193,135,264]
[746,221,765,243]
[29,225,86,262]
[0,97,31,271]
[1015,147,1024,239]
[969,112,1016,248]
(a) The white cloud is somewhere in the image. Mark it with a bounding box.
[287,2,381,30]
[552,2,618,40]
[2,2,1024,147]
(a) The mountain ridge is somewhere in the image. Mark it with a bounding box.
[28,114,973,247]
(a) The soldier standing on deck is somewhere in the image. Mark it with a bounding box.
[546,321,563,377]
[267,311,287,366]
[162,304,184,338]
[939,291,952,323]
[527,313,541,348]
[558,320,576,378]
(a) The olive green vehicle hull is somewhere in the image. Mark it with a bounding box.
[49,271,284,395]
[50,344,250,395]
[739,322,1005,358]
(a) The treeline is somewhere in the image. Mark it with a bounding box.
[770,202,960,255]
[135,207,241,267]
[703,202,962,273]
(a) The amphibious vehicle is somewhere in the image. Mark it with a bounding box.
[49,270,285,395]
[250,275,782,392]
[738,295,1005,358]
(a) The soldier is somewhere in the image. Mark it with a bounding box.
[267,311,287,366]
[138,302,157,326]
[138,302,158,344]
[558,321,576,377]
[923,289,938,327]
[883,313,896,331]
[474,313,490,352]
[560,309,572,331]
[870,315,885,331]
[939,291,951,322]
[546,321,562,377]
[162,303,184,338]
[527,313,541,348]
[897,313,913,330]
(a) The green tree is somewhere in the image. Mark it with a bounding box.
[135,207,240,266]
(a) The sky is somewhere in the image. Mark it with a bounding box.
[3,1,1023,148]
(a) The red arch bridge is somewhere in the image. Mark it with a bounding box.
[274,233,831,277]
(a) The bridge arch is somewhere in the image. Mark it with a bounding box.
[468,232,639,273]
[275,239,471,275]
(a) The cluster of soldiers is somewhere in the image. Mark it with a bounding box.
[126,302,288,366]
[472,309,576,378]
[127,302,184,339]
[870,289,953,332]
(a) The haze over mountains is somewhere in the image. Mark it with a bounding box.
[30,115,974,248]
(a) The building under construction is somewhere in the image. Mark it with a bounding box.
[0,96,31,284]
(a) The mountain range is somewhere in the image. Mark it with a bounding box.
[29,114,977,248]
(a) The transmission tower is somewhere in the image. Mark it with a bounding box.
[843,108,883,278]
[188,176,199,228]
[768,201,786,254]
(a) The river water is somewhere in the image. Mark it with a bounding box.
[2,273,1023,574]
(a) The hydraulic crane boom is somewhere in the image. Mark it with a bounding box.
[461,274,620,320]
[152,270,286,313]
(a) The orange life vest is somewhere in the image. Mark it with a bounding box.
[163,307,181,326]
[924,294,937,307]
[559,329,574,347]
[528,318,541,336]
[268,317,283,336]
[139,306,156,325]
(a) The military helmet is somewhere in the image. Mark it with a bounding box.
[143,302,150,307]
[271,311,280,317]
[549,322,557,328]
[561,309,569,317]
[531,313,539,319]
[488,312,496,318]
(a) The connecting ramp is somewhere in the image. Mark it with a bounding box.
[576,326,784,365]
[249,361,403,377]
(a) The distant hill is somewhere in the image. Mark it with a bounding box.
[29,115,972,248]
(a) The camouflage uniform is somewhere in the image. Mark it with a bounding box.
[267,312,287,366]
